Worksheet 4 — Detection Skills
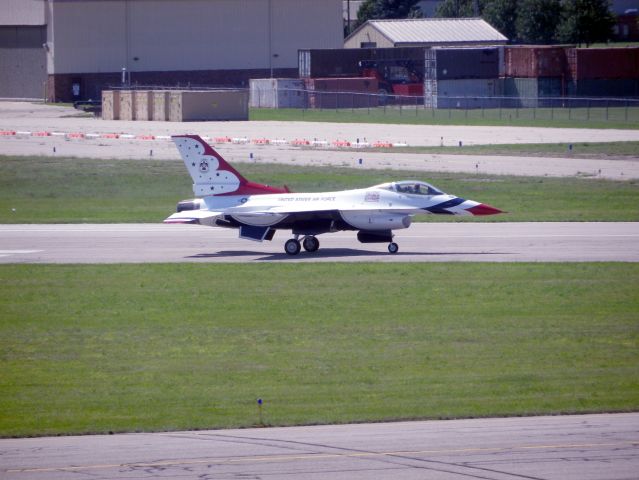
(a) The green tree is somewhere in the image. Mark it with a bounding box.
[354,0,423,30]
[435,0,483,17]
[515,0,562,43]
[556,0,615,46]
[482,0,519,41]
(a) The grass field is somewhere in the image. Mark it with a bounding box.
[251,106,639,129]
[1,155,638,223]
[1,263,638,437]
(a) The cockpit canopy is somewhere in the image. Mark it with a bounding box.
[376,181,445,196]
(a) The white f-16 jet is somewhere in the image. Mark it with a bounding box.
[165,135,502,255]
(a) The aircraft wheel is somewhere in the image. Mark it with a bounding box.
[284,239,301,256]
[388,242,399,254]
[302,236,320,252]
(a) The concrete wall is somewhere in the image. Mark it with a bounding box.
[48,0,343,74]
[0,26,46,98]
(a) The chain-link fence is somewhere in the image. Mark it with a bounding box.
[250,88,639,125]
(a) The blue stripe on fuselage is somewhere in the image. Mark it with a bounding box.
[423,197,466,214]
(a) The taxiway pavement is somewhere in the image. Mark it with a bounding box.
[1,222,638,263]
[2,413,638,480]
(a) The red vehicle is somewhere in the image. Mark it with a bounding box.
[359,59,424,100]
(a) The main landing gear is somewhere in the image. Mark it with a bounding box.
[284,235,320,256]
[283,235,399,255]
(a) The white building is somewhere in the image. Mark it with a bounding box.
[344,18,507,49]
[0,0,343,101]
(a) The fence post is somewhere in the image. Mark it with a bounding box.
[605,100,608,121]
[625,101,629,122]
[587,100,590,121]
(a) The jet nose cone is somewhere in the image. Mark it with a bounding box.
[467,203,503,216]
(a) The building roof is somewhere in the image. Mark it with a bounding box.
[346,18,508,45]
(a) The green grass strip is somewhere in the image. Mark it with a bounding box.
[1,263,638,437]
[1,156,638,223]
[250,107,639,129]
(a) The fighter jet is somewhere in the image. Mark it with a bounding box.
[165,135,502,255]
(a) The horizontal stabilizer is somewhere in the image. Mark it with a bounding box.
[164,210,222,226]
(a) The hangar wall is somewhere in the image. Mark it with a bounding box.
[0,26,46,99]
[45,0,343,101]
[0,0,46,98]
[0,0,45,25]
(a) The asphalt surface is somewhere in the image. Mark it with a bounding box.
[2,222,639,263]
[2,413,638,480]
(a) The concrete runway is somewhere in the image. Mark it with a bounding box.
[1,222,639,263]
[2,413,638,480]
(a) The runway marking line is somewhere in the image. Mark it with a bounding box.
[6,441,639,474]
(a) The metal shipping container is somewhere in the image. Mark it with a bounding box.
[503,77,563,107]
[505,46,567,78]
[424,47,501,80]
[168,90,248,121]
[424,78,502,109]
[299,48,371,78]
[304,77,378,108]
[298,47,426,80]
[249,78,305,108]
[567,48,639,80]
[567,78,639,97]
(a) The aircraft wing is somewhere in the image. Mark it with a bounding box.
[163,210,223,226]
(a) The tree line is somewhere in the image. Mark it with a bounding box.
[352,0,617,46]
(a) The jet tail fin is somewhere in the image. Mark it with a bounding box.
[172,135,290,197]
